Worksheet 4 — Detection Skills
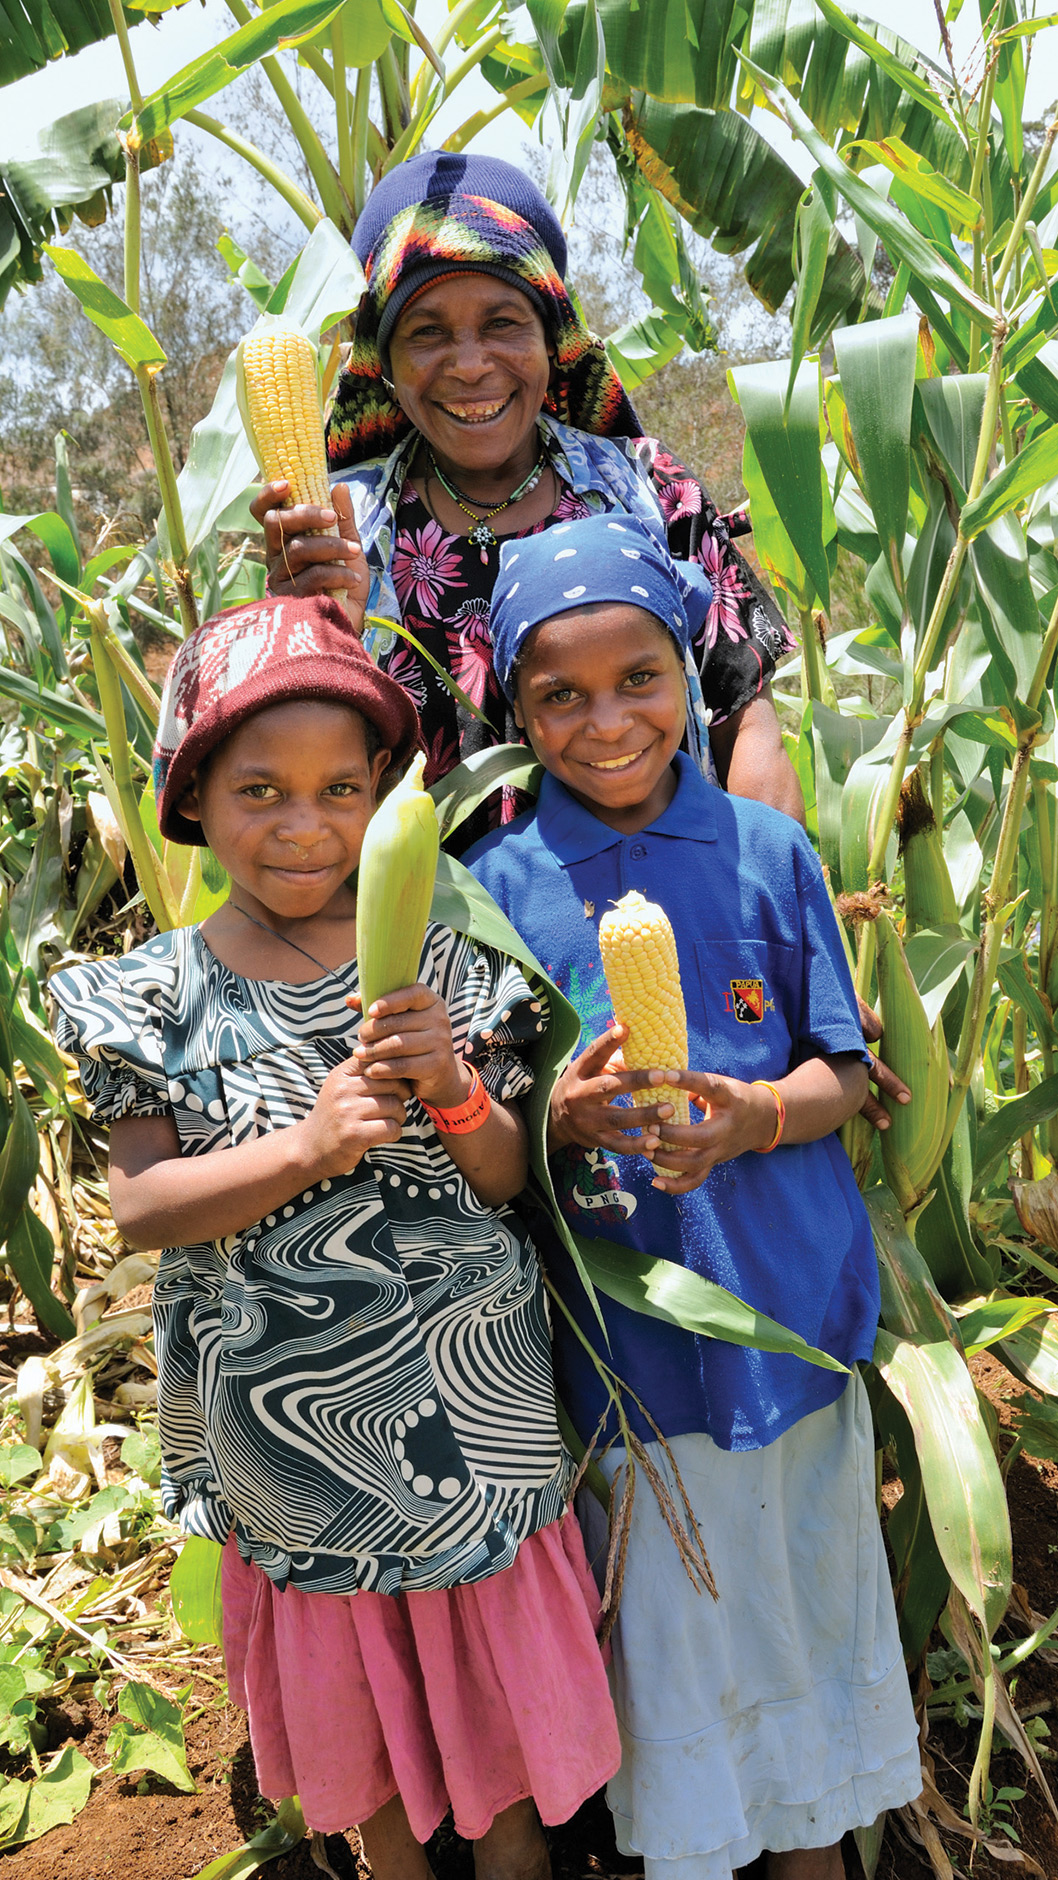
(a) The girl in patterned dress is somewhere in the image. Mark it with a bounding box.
[49,594,619,1880]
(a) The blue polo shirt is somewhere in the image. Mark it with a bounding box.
[466,754,879,1451]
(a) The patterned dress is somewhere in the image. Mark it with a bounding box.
[51,922,573,1597]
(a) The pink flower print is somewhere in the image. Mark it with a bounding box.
[447,598,499,711]
[657,477,702,525]
[697,532,750,649]
[422,726,460,787]
[551,488,592,522]
[391,520,466,619]
[381,641,428,715]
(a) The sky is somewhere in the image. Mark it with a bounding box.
[2,0,1055,174]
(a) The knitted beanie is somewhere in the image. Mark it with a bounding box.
[154,596,421,845]
[351,152,567,278]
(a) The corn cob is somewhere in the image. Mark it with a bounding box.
[897,769,958,934]
[236,315,337,533]
[356,752,440,1011]
[599,891,690,1170]
[875,910,950,1212]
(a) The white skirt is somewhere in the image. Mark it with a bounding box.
[578,1372,921,1879]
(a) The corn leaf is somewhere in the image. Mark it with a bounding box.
[5,1210,75,1341]
[998,1317,1058,1397]
[729,358,833,611]
[954,1297,1054,1357]
[844,137,980,233]
[120,0,346,144]
[428,744,542,842]
[577,1236,850,1370]
[832,313,919,589]
[973,1074,1058,1194]
[875,1331,1010,1633]
[194,1800,307,1878]
[0,1009,40,1253]
[787,185,833,406]
[41,246,166,372]
[960,422,1058,540]
[170,1537,225,1646]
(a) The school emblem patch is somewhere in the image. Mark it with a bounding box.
[729,977,765,1023]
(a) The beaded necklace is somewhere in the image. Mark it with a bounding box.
[428,448,548,563]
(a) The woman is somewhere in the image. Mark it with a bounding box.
[251,152,803,829]
[251,152,905,1132]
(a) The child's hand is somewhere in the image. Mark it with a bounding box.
[350,987,468,1109]
[548,1025,678,1155]
[299,1059,410,1177]
[647,1071,778,1195]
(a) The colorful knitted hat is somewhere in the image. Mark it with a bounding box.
[350,151,567,280]
[153,596,421,845]
[326,185,640,471]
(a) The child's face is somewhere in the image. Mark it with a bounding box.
[178,701,391,921]
[514,603,686,831]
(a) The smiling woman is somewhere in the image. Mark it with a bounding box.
[250,152,805,844]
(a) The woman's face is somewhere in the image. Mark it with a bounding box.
[388,273,553,476]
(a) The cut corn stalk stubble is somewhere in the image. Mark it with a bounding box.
[599,890,690,1175]
[236,315,338,534]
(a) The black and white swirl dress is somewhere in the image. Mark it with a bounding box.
[51,922,574,1598]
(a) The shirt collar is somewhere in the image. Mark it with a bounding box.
[536,751,718,866]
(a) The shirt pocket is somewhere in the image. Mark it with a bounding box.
[692,940,795,1080]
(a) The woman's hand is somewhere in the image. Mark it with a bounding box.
[351,986,468,1109]
[298,1059,410,1178]
[547,1025,677,1156]
[249,479,368,626]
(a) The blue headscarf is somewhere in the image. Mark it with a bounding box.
[489,515,715,774]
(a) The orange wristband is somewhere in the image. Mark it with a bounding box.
[422,1067,492,1135]
[752,1079,786,1153]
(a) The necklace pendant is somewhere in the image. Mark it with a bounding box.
[469,521,495,564]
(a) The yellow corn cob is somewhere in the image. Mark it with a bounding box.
[875,911,950,1212]
[599,891,690,1169]
[356,753,440,1011]
[236,316,337,533]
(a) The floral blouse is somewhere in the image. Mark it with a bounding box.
[51,924,572,1598]
[335,417,795,833]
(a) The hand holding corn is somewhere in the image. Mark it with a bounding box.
[238,316,367,624]
[547,1025,681,1156]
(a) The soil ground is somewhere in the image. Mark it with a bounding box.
[2,1351,1056,1879]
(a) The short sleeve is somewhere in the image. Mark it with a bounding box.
[50,959,171,1124]
[791,836,872,1066]
[428,928,549,1103]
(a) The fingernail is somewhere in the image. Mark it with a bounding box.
[876,1117,889,1129]
[321,509,336,524]
[651,1178,666,1190]
[647,1069,665,1084]
[898,1092,911,1104]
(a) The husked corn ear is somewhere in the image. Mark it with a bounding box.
[875,910,950,1211]
[599,890,690,1134]
[356,753,440,1012]
[236,316,337,532]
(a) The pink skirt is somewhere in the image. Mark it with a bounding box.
[222,1513,621,1841]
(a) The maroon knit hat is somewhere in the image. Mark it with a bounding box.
[154,596,421,845]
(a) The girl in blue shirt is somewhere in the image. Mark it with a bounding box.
[466,516,920,1880]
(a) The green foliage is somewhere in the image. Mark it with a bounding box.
[106,1681,195,1792]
